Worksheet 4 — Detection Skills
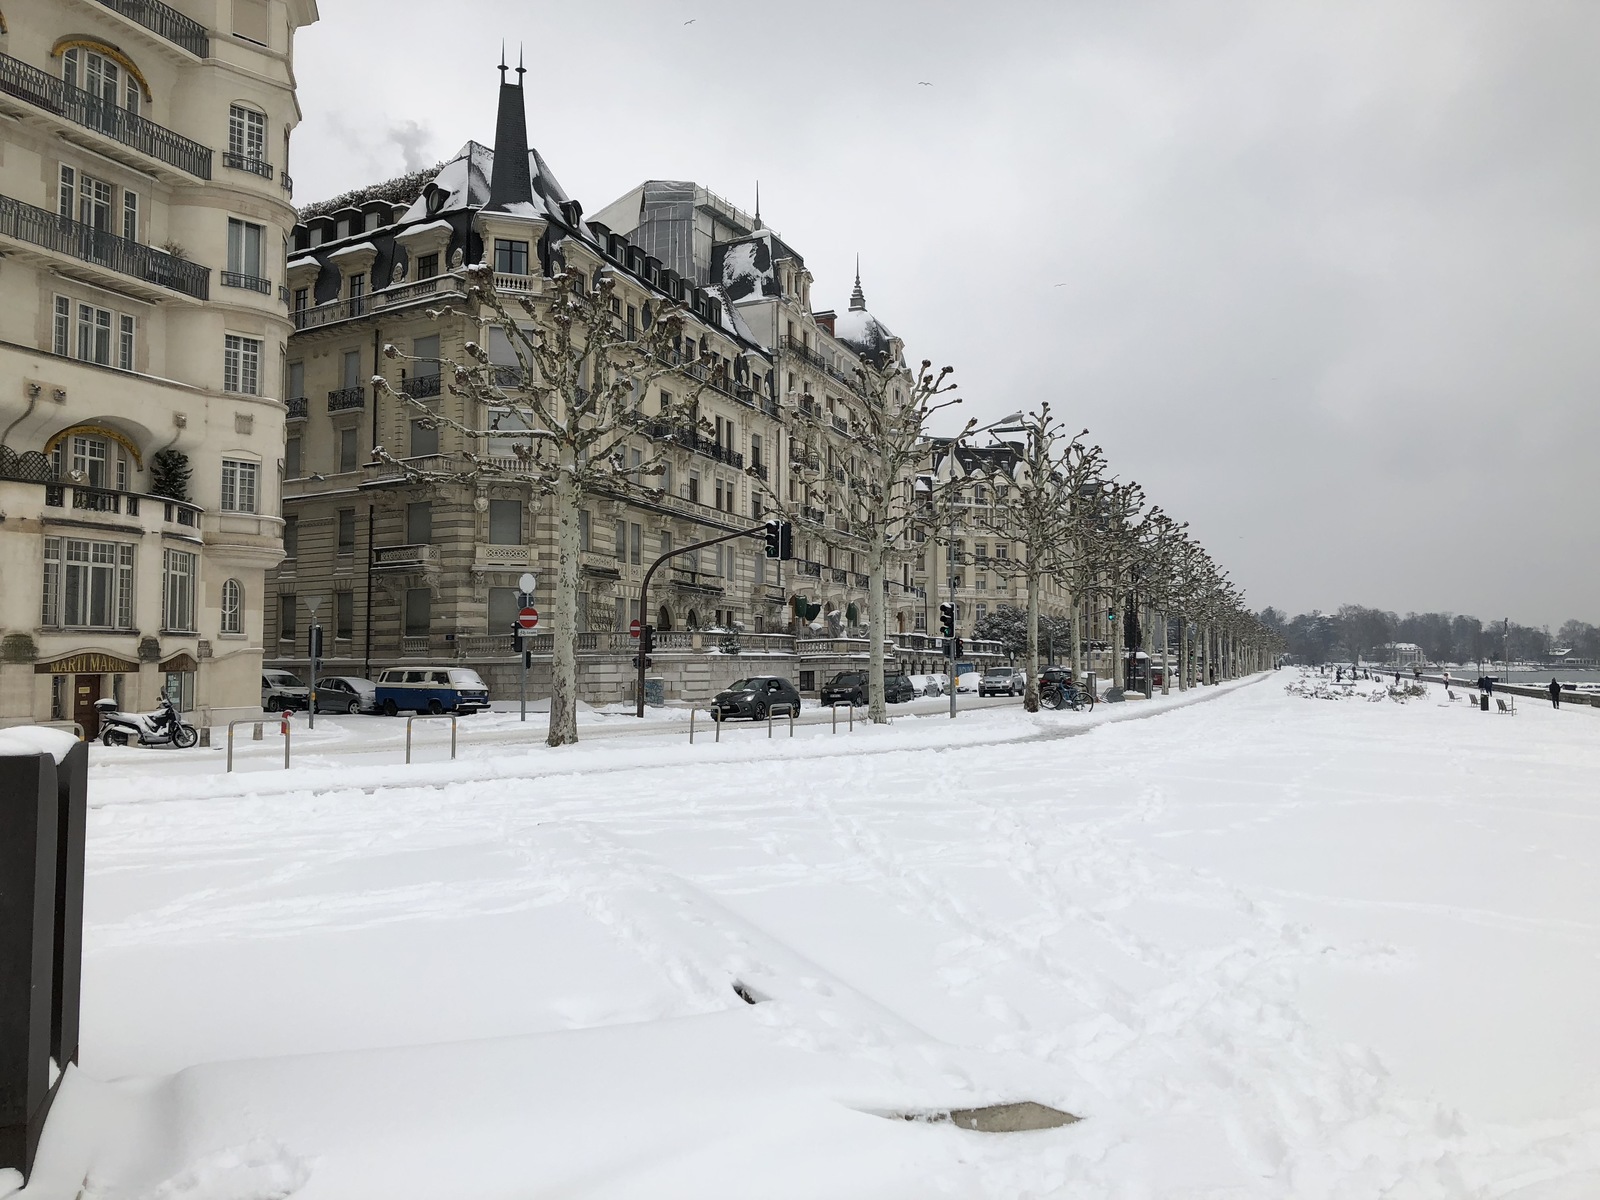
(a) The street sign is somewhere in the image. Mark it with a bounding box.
[518,572,537,594]
[518,608,539,630]
[629,619,641,638]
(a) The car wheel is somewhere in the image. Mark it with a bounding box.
[428,698,444,715]
[382,699,399,717]
[752,701,767,720]
[266,697,280,712]
[346,700,360,715]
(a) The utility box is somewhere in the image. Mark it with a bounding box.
[1,733,87,1184]
[644,677,666,708]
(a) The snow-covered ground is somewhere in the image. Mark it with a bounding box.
[13,673,1600,1198]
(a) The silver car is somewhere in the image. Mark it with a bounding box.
[261,669,309,712]
[314,675,379,714]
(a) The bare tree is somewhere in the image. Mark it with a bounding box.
[758,358,960,724]
[969,408,1107,711]
[376,263,710,747]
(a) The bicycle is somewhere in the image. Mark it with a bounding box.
[1040,679,1095,712]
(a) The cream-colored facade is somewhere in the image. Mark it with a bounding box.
[0,0,317,732]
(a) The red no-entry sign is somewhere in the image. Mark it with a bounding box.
[629,619,641,638]
[518,608,539,630]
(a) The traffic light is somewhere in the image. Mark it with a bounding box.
[308,623,323,660]
[511,621,523,652]
[1107,608,1117,622]
[763,519,794,560]
[632,655,654,670]
[953,637,964,658]
[939,602,956,638]
[640,625,655,654]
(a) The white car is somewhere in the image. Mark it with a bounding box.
[906,673,944,697]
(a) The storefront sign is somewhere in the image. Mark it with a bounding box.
[34,653,140,675]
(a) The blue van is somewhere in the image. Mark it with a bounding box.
[375,665,491,716]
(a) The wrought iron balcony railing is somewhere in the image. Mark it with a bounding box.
[0,192,209,299]
[327,386,366,412]
[221,270,271,294]
[0,52,211,179]
[285,397,308,419]
[223,151,273,179]
[95,0,210,57]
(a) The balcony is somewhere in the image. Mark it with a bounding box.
[95,0,210,57]
[222,270,271,294]
[373,544,438,569]
[0,192,209,300]
[750,462,768,481]
[0,52,211,179]
[669,568,725,595]
[281,173,294,197]
[830,415,849,434]
[285,396,308,419]
[799,506,825,526]
[830,568,848,584]
[223,151,273,179]
[327,386,366,412]
[292,296,368,331]
[406,373,442,399]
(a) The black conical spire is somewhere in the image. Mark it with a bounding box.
[849,256,866,311]
[486,43,534,213]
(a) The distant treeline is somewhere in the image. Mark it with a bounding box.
[1258,606,1600,665]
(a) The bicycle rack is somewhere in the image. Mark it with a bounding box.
[226,717,291,772]
[688,706,722,744]
[767,702,797,738]
[405,714,458,763]
[830,702,854,733]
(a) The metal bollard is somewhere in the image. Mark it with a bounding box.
[404,714,459,764]
[252,722,263,741]
[768,703,797,738]
[688,707,721,744]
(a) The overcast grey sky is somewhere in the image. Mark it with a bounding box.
[292,1,1599,627]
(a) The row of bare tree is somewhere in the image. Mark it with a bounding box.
[377,267,1279,743]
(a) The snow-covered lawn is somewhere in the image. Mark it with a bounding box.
[14,674,1600,1198]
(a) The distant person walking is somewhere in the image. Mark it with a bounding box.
[1549,677,1562,709]
[1394,671,1401,685]
[1443,669,1452,690]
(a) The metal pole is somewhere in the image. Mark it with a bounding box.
[635,521,773,718]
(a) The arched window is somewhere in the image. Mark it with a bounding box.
[60,44,147,115]
[221,578,243,634]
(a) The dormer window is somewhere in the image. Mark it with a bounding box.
[494,239,529,276]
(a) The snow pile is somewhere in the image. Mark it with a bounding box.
[0,724,79,763]
[18,676,1600,1197]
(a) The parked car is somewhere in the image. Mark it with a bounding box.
[979,667,1026,697]
[711,676,802,721]
[262,669,309,712]
[821,671,916,706]
[314,675,379,715]
[374,666,491,716]
[906,673,944,697]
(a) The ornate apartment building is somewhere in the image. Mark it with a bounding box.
[0,0,317,733]
[915,438,1079,650]
[270,73,993,702]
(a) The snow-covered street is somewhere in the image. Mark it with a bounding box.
[14,674,1600,1199]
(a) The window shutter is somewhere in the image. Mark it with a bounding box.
[233,0,270,45]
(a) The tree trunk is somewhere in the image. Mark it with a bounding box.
[1178,617,1187,691]
[1070,597,1082,679]
[1112,586,1125,690]
[1024,569,1041,711]
[867,533,888,725]
[1161,609,1171,694]
[547,464,580,746]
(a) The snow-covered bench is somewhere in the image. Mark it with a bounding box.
[1495,697,1517,715]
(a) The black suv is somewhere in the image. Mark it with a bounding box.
[711,676,802,721]
[821,671,915,706]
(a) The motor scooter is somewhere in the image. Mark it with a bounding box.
[94,693,199,748]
